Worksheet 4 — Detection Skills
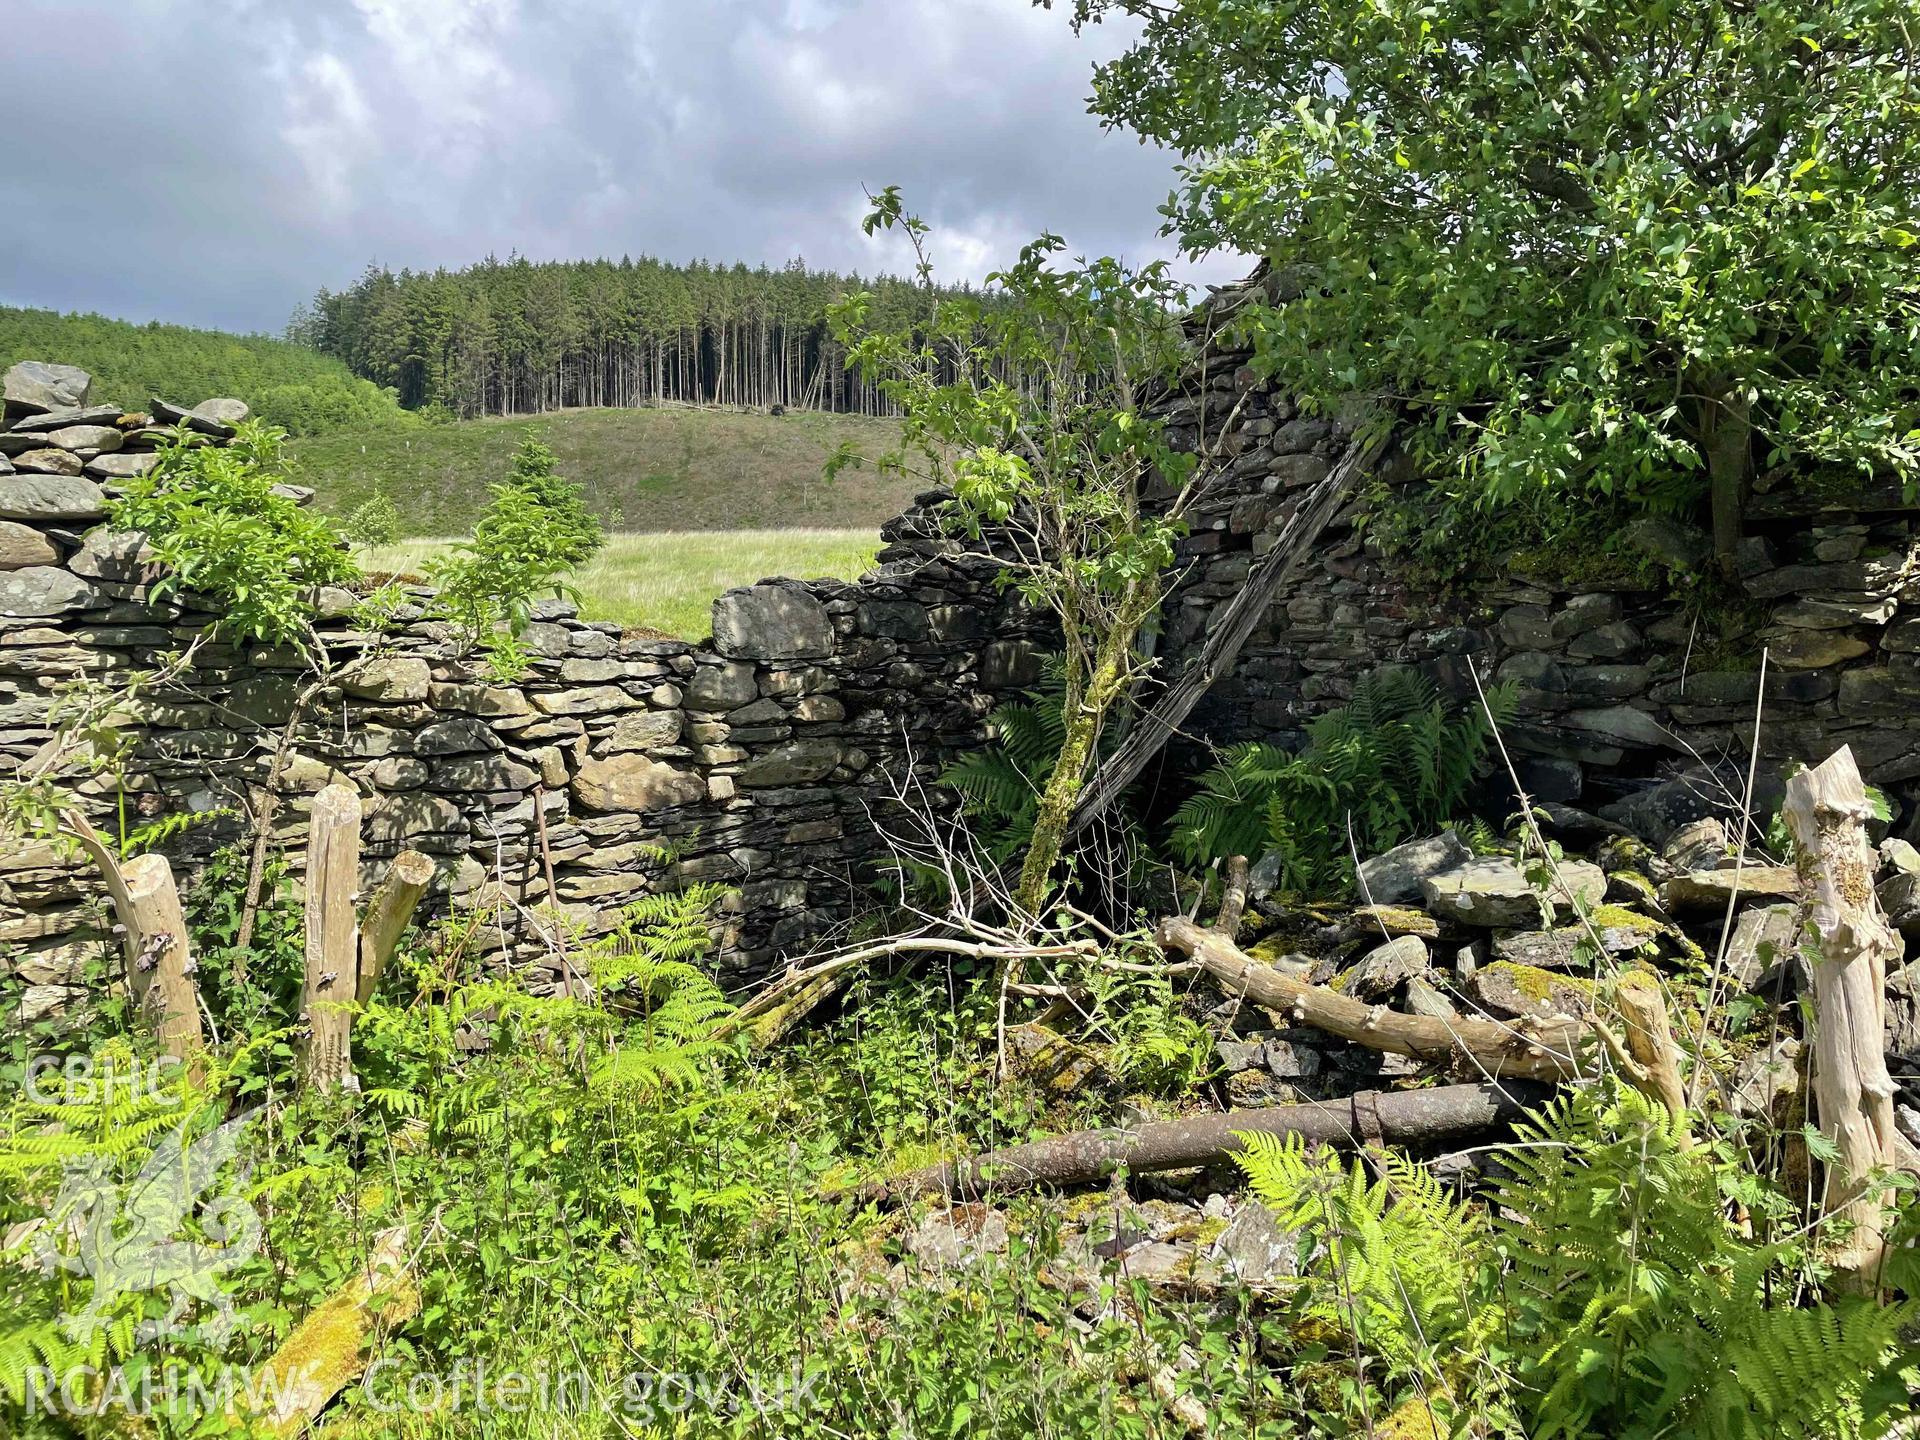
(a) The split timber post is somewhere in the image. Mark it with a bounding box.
[1781,746,1903,1292]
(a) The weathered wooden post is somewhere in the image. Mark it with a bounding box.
[356,848,434,1004]
[122,853,207,1066]
[1782,746,1902,1292]
[62,812,205,1069]
[301,783,362,1093]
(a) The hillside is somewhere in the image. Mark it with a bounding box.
[289,406,917,536]
[0,306,407,435]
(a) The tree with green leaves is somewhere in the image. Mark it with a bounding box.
[832,189,1205,919]
[428,437,603,677]
[1060,0,1920,566]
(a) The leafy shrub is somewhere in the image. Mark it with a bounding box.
[1238,1081,1920,1438]
[427,438,602,672]
[341,486,399,549]
[1170,668,1512,895]
[105,420,358,649]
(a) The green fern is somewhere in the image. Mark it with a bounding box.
[1172,668,1515,896]
[1239,1080,1918,1439]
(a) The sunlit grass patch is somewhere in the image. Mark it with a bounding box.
[365,528,880,640]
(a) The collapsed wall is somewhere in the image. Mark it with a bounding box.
[8,281,1920,1031]
[0,361,1047,1026]
[1151,268,1920,841]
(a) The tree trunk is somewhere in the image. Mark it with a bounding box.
[301,783,362,1093]
[860,1082,1548,1205]
[1702,380,1751,572]
[355,849,434,1004]
[1781,746,1903,1292]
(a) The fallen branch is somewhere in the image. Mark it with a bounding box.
[1211,854,1250,942]
[1155,915,1591,1083]
[858,1081,1548,1205]
[719,933,1099,1038]
[250,1224,417,1436]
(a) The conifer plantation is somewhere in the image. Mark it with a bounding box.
[297,256,968,417]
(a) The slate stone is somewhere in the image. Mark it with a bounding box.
[40,424,123,457]
[0,522,59,571]
[980,640,1044,689]
[1354,831,1471,905]
[415,718,502,755]
[0,475,107,522]
[531,685,637,716]
[1210,1202,1297,1284]
[607,710,684,751]
[4,361,91,418]
[685,660,759,709]
[149,397,236,437]
[1464,961,1594,1020]
[428,682,533,717]
[338,656,431,703]
[11,404,123,432]
[1723,904,1800,990]
[66,530,155,582]
[736,738,843,787]
[572,754,705,811]
[711,581,834,660]
[365,792,464,843]
[1769,628,1872,669]
[1339,934,1429,999]
[12,448,83,477]
[857,599,929,640]
[0,567,98,618]
[1563,705,1670,749]
[1660,866,1800,911]
[429,754,539,792]
[1420,857,1606,928]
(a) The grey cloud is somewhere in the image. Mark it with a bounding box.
[0,0,1245,334]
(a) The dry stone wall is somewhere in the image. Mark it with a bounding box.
[0,361,1048,1026]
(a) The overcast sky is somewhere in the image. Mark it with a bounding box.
[0,0,1246,336]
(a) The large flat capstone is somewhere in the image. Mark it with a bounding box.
[1420,857,1606,927]
[711,581,834,660]
[4,361,91,418]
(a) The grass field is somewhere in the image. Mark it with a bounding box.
[292,406,914,536]
[367,529,881,640]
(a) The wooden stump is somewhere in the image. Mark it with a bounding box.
[121,853,206,1067]
[301,783,363,1093]
[1781,747,1903,1291]
[356,849,434,1004]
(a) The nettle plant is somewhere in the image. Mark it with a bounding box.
[1068,0,1920,568]
[832,189,1202,918]
[428,437,602,679]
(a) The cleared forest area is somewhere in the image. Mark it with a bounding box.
[290,406,911,536]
